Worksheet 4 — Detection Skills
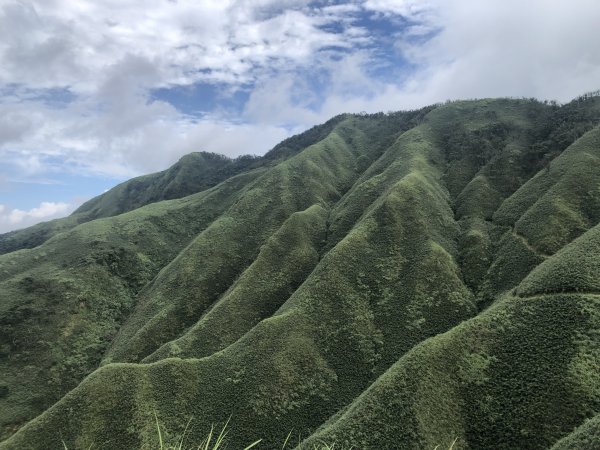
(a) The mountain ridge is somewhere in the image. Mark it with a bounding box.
[1,94,600,449]
[0,113,351,256]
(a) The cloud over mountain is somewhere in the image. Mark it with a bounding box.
[0,201,74,233]
[1,0,599,231]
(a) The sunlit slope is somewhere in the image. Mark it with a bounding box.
[73,152,240,220]
[551,413,600,450]
[144,203,328,362]
[1,108,480,449]
[0,170,261,439]
[298,115,600,449]
[0,152,238,256]
[300,223,600,450]
[495,125,600,254]
[0,214,84,256]
[1,95,600,449]
[0,112,417,442]
[74,111,351,223]
[0,115,346,256]
[103,116,395,364]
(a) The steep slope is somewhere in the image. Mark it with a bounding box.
[74,152,243,219]
[0,115,346,256]
[551,413,600,450]
[0,152,238,256]
[103,114,399,364]
[1,95,600,449]
[0,170,263,439]
[2,107,477,448]
[0,109,428,440]
[300,223,600,449]
[0,214,84,257]
[299,113,600,449]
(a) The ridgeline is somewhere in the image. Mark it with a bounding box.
[1,94,600,449]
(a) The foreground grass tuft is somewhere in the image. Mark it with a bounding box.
[154,416,352,450]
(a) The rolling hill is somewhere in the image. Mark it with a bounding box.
[1,94,599,449]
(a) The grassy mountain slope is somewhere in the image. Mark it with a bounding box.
[0,153,244,256]
[0,115,346,257]
[301,223,600,449]
[0,170,262,439]
[1,95,600,449]
[103,115,390,364]
[551,413,600,450]
[74,152,240,219]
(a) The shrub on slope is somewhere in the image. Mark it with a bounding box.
[0,171,260,440]
[1,109,476,449]
[2,97,600,449]
[551,413,600,450]
[300,224,600,448]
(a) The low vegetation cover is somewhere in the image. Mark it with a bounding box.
[1,93,600,449]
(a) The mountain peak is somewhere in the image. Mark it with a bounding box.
[2,94,600,449]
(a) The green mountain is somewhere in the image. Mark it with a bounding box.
[1,94,600,449]
[0,115,345,256]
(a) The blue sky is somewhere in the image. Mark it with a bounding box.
[1,0,600,232]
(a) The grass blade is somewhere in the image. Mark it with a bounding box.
[281,430,292,450]
[243,439,263,449]
[155,413,164,450]
[201,424,214,450]
[212,417,231,449]
[177,417,193,450]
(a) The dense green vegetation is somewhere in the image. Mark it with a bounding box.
[0,116,355,256]
[1,94,600,449]
[551,413,600,450]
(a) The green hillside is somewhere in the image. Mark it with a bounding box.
[0,115,346,257]
[1,94,600,449]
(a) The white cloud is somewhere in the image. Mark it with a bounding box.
[0,91,292,179]
[3,0,596,178]
[0,0,363,92]
[1,0,600,234]
[365,0,600,107]
[244,74,322,126]
[0,110,34,145]
[0,201,75,233]
[245,0,600,121]
[0,0,372,179]
[363,0,433,19]
[392,0,600,104]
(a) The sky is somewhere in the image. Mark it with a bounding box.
[1,0,600,232]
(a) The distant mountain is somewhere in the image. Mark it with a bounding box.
[1,94,599,449]
[0,114,346,256]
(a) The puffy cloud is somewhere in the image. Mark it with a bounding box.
[0,90,291,178]
[1,0,600,232]
[0,0,377,179]
[246,0,600,122]
[2,0,598,179]
[394,0,600,104]
[0,201,76,233]
[0,0,365,92]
